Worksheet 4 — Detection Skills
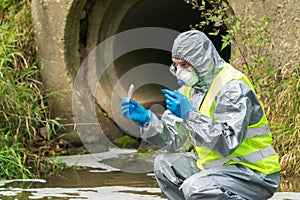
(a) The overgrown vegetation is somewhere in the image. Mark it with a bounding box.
[185,0,300,176]
[0,0,298,181]
[114,136,139,149]
[0,0,62,179]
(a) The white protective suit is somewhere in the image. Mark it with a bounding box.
[140,30,280,200]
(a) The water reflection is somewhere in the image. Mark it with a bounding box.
[43,168,159,188]
[0,168,165,200]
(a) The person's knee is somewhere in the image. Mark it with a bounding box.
[154,154,163,168]
[153,154,166,177]
[154,154,164,164]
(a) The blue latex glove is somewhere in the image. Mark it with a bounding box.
[121,98,152,126]
[161,89,196,121]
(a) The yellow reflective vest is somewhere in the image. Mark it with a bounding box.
[183,63,281,174]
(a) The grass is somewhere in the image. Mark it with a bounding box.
[185,0,300,176]
[270,68,300,177]
[0,0,61,179]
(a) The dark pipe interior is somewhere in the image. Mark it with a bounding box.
[112,0,230,110]
[78,0,230,136]
[116,0,230,60]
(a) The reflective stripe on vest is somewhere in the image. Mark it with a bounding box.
[202,145,276,169]
[246,124,270,138]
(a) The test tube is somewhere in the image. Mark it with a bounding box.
[126,83,135,103]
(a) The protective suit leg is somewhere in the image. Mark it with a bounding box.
[154,152,200,200]
[181,164,280,200]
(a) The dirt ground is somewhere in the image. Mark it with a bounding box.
[231,0,300,69]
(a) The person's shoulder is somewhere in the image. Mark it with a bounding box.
[221,80,253,100]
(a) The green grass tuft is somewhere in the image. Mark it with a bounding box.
[0,0,61,179]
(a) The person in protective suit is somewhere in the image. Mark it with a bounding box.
[121,30,281,200]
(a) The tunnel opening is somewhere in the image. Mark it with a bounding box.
[78,0,230,138]
[79,0,230,63]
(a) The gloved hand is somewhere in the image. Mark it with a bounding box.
[161,89,196,121]
[121,98,152,126]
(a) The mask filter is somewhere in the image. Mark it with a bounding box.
[175,67,199,87]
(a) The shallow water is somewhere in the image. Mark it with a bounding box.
[0,168,165,200]
[0,149,299,200]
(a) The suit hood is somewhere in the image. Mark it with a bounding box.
[172,30,224,91]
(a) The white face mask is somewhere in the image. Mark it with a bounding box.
[175,66,199,87]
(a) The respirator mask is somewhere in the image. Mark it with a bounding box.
[169,64,199,87]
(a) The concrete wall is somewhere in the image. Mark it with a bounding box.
[32,0,85,143]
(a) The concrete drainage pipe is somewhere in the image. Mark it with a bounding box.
[32,0,230,147]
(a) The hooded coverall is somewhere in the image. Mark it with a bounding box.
[139,31,281,200]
